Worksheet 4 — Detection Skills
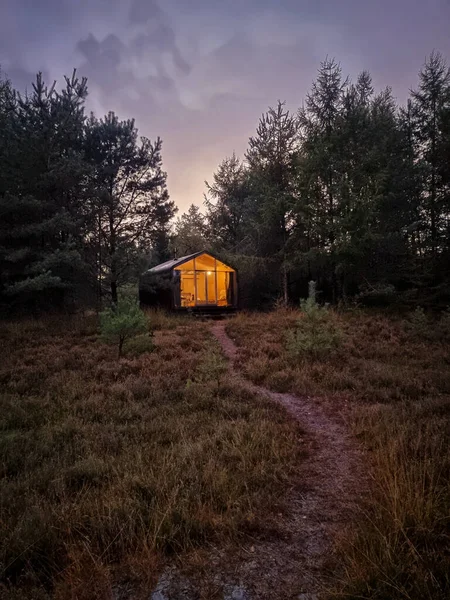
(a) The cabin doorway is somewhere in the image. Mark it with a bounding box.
[195,271,217,305]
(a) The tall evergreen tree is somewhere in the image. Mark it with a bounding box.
[173,204,208,256]
[411,52,450,261]
[246,101,299,303]
[0,71,16,197]
[205,154,251,252]
[85,112,175,303]
[0,71,90,312]
[297,58,348,300]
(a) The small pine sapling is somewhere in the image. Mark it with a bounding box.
[100,293,148,358]
[287,281,341,359]
[197,343,227,392]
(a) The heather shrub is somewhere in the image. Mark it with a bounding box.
[0,313,301,598]
[124,332,155,357]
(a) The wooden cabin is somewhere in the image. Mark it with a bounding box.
[139,251,238,312]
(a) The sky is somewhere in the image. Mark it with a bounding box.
[1,0,450,214]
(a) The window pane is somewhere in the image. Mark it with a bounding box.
[217,271,230,306]
[196,272,207,304]
[207,271,216,304]
[180,272,195,306]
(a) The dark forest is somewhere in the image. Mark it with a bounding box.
[1,53,450,313]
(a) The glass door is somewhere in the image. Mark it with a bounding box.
[206,270,216,304]
[195,272,207,304]
[195,271,216,305]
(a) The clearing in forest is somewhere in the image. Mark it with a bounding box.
[0,308,448,599]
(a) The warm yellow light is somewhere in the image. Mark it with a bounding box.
[207,271,212,275]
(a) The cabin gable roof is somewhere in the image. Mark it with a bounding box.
[145,251,235,275]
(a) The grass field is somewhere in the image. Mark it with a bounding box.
[1,307,449,599]
[227,308,450,599]
[0,313,302,599]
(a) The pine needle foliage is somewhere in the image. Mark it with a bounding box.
[100,292,148,358]
[287,281,342,359]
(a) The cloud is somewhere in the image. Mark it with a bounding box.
[130,26,191,74]
[129,0,163,24]
[1,0,450,212]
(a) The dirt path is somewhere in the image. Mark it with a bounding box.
[208,321,369,599]
[144,322,369,600]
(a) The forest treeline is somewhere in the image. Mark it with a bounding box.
[0,70,175,313]
[178,53,450,308]
[1,52,450,313]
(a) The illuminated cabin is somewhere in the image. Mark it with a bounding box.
[139,251,238,312]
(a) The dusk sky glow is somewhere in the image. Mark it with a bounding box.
[1,0,450,213]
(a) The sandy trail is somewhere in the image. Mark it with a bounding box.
[208,321,369,599]
[143,322,368,600]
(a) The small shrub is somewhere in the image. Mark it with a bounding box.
[286,281,341,359]
[100,294,148,358]
[124,333,155,357]
[196,343,228,391]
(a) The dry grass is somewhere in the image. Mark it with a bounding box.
[227,308,450,599]
[0,313,302,599]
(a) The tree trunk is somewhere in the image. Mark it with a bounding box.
[109,195,118,305]
[431,99,437,260]
[282,263,288,306]
[97,213,103,308]
[111,279,118,305]
[328,168,338,303]
[431,159,437,259]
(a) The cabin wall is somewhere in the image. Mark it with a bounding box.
[172,271,181,308]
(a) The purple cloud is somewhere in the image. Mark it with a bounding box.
[0,0,449,211]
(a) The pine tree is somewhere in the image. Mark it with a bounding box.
[173,204,208,256]
[360,87,416,291]
[440,103,450,268]
[297,58,348,301]
[411,52,450,260]
[0,71,90,312]
[85,112,175,304]
[205,154,251,251]
[246,101,299,303]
